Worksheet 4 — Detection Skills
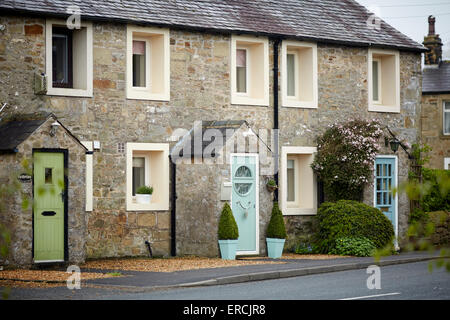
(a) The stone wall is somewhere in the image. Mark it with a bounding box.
[421,93,450,169]
[0,117,86,266]
[0,14,422,260]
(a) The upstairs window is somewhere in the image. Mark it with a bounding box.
[368,49,400,113]
[126,26,170,101]
[45,20,93,97]
[286,53,297,97]
[281,41,318,109]
[372,58,381,103]
[444,101,450,135]
[52,28,73,88]
[236,49,247,93]
[231,35,269,106]
[132,40,147,88]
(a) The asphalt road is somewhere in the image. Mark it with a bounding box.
[99,261,450,300]
[3,261,450,300]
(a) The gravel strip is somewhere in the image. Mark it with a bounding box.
[0,270,120,283]
[0,280,65,289]
[81,256,285,273]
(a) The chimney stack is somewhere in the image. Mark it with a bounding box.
[423,15,443,66]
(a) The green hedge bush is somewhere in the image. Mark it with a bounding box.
[330,237,376,257]
[218,202,239,240]
[266,202,287,239]
[316,200,394,253]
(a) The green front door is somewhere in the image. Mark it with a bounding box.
[33,151,65,262]
[231,155,258,254]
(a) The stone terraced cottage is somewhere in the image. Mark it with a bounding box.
[0,0,426,266]
[421,16,450,170]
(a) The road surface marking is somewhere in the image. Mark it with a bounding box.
[340,292,401,300]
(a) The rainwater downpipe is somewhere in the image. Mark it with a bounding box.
[272,38,281,203]
[169,154,177,256]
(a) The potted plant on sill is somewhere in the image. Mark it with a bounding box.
[218,202,239,260]
[136,186,153,204]
[266,179,278,193]
[266,201,287,259]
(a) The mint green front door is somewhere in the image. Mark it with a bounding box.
[374,157,397,235]
[33,152,65,262]
[231,155,258,253]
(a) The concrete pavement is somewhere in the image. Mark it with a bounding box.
[82,251,447,292]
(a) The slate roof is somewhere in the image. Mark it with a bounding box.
[0,113,88,152]
[423,61,450,94]
[0,118,47,152]
[0,0,425,52]
[172,120,247,158]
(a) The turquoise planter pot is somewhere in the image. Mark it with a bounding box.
[266,238,285,259]
[218,239,238,260]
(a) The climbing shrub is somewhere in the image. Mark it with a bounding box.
[311,119,383,201]
[316,200,394,254]
[218,202,239,240]
[420,168,450,212]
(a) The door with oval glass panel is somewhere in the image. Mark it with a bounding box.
[231,155,259,254]
[374,157,397,237]
[33,151,66,262]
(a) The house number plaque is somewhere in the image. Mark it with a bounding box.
[18,173,32,183]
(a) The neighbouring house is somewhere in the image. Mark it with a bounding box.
[421,16,450,170]
[0,0,425,266]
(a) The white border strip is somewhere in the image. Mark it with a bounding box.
[340,292,401,300]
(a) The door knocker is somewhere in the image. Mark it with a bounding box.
[237,201,252,218]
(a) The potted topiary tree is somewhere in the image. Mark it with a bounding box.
[218,202,239,260]
[136,186,153,204]
[266,201,287,258]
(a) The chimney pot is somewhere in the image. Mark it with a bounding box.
[428,15,436,36]
[423,15,442,66]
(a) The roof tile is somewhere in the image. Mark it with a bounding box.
[0,0,425,51]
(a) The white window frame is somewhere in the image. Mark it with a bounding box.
[126,143,169,211]
[131,37,151,91]
[444,158,450,170]
[235,47,249,96]
[45,19,93,97]
[132,153,151,195]
[280,146,317,216]
[126,25,170,101]
[286,51,299,99]
[281,40,318,109]
[372,58,382,104]
[368,49,400,113]
[230,35,269,106]
[286,156,300,207]
[443,101,450,135]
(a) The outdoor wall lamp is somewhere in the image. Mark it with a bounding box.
[50,121,60,137]
[389,139,400,153]
[384,136,400,153]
